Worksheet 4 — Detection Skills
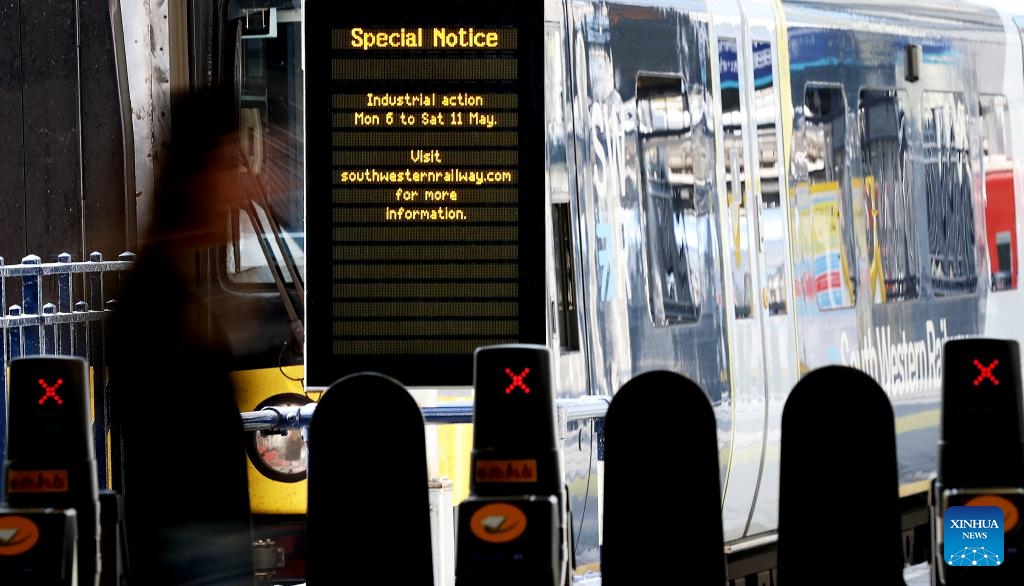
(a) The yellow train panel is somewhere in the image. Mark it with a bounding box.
[232,366,308,515]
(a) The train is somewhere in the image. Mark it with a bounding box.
[3,0,1024,582]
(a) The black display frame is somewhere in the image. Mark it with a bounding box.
[303,1,546,388]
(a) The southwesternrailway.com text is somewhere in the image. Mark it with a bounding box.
[337,168,513,185]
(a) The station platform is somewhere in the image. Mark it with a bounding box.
[270,563,935,586]
[904,562,931,585]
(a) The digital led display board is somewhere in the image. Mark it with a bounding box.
[304,1,545,387]
[941,338,1024,446]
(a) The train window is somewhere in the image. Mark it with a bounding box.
[751,40,787,316]
[980,94,1017,291]
[922,91,977,295]
[637,74,702,324]
[804,85,856,310]
[719,38,753,320]
[228,5,305,287]
[858,89,919,303]
[552,204,580,350]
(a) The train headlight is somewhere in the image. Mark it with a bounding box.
[246,393,311,483]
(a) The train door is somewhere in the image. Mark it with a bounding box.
[713,2,800,542]
[712,4,768,543]
[739,3,799,538]
[982,12,1024,340]
[544,4,604,572]
[545,6,589,409]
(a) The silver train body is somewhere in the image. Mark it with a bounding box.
[536,0,1024,569]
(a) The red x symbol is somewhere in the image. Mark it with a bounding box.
[37,378,65,405]
[973,359,999,386]
[504,368,531,394]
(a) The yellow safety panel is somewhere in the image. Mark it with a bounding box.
[232,366,308,515]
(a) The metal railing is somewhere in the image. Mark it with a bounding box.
[0,251,135,489]
[241,394,611,434]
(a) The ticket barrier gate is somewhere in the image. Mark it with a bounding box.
[305,372,434,585]
[455,344,569,586]
[0,356,100,586]
[777,365,904,584]
[934,338,1024,585]
[601,370,725,585]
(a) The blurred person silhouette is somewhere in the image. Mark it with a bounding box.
[108,84,256,586]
